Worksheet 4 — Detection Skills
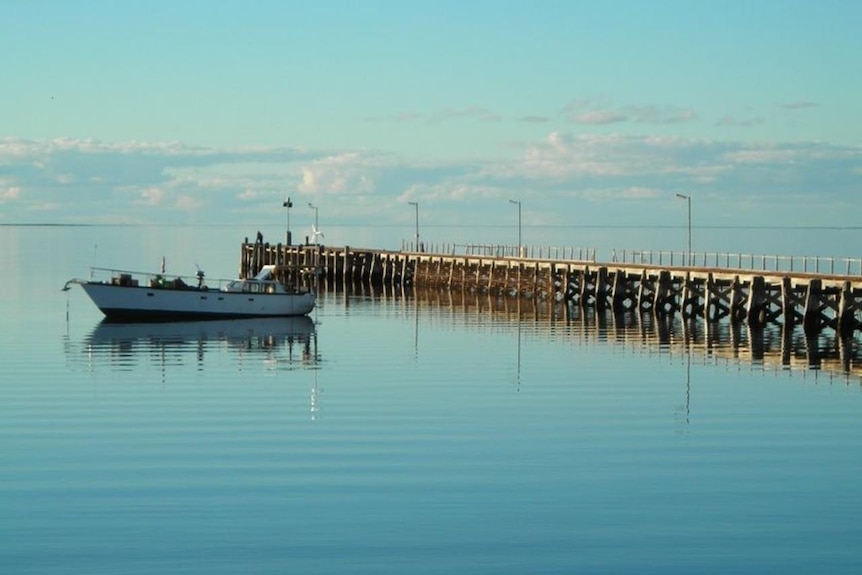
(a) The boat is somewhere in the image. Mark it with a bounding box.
[64,264,316,321]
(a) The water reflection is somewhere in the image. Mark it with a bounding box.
[373,286,862,384]
[66,316,318,372]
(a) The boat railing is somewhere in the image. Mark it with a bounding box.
[88,266,233,290]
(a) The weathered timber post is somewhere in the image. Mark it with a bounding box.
[611,269,627,313]
[838,280,857,338]
[636,270,651,313]
[595,267,609,310]
[780,276,806,326]
[521,262,528,295]
[730,276,747,323]
[356,252,365,284]
[370,254,382,285]
[746,275,766,327]
[532,262,540,296]
[654,270,675,316]
[383,255,391,286]
[681,273,695,320]
[397,254,406,287]
[563,269,577,303]
[343,246,351,288]
[392,254,401,287]
[403,253,411,287]
[357,253,366,283]
[579,266,593,308]
[803,279,824,334]
[706,273,719,321]
[562,269,572,301]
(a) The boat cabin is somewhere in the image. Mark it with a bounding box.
[222,265,288,294]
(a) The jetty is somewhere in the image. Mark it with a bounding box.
[239,236,862,338]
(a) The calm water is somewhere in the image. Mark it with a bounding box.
[3,225,862,574]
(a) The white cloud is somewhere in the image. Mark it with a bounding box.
[620,186,663,199]
[563,99,697,126]
[716,115,765,127]
[297,153,378,195]
[176,195,203,210]
[2,185,21,201]
[628,105,697,124]
[137,188,166,206]
[780,101,817,110]
[0,135,859,228]
[238,189,261,200]
[722,148,800,164]
[433,106,500,123]
[31,201,60,211]
[572,110,628,125]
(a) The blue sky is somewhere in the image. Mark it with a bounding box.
[1,1,860,246]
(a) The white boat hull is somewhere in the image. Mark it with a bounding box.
[80,282,316,321]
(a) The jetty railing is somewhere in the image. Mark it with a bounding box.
[400,242,862,275]
[401,241,597,261]
[612,249,862,276]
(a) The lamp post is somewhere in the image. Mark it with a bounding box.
[282,196,293,245]
[509,199,521,256]
[308,202,319,244]
[675,193,691,266]
[408,201,419,251]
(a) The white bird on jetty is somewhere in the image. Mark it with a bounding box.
[311,224,324,244]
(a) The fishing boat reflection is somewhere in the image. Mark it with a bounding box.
[82,316,318,370]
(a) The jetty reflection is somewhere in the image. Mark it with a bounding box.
[76,316,318,371]
[351,285,862,383]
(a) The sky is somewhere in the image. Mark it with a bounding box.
[1,0,861,248]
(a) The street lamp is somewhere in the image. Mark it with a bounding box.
[509,199,521,256]
[675,193,691,266]
[282,196,293,245]
[308,202,319,244]
[408,201,419,251]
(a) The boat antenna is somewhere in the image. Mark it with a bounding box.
[91,243,97,279]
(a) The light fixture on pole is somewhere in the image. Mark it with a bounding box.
[282,196,293,245]
[675,193,691,266]
[408,201,419,251]
[509,199,521,256]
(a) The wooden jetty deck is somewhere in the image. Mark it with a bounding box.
[239,237,862,337]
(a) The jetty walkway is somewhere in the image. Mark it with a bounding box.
[239,237,862,337]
